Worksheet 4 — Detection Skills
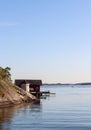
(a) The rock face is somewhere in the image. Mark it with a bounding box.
[0,80,37,107]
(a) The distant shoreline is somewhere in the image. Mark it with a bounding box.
[42,82,91,86]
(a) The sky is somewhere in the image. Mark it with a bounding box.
[0,0,91,83]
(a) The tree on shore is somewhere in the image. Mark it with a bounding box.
[0,67,11,81]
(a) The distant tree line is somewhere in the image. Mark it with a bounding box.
[0,67,11,81]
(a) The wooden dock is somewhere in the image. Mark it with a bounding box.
[31,91,55,97]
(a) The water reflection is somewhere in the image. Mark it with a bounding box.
[0,100,41,130]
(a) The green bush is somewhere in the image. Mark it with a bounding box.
[0,67,11,81]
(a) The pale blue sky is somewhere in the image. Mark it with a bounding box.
[0,0,91,83]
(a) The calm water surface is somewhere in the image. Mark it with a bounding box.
[1,85,91,130]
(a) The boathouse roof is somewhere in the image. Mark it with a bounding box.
[15,79,42,86]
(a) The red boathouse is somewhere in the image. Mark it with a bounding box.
[15,79,42,94]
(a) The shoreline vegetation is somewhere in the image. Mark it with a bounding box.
[0,67,37,108]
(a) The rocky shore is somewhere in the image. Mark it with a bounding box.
[0,79,37,108]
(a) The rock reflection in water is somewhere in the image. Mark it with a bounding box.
[0,100,41,130]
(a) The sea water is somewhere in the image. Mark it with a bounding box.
[0,85,91,130]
